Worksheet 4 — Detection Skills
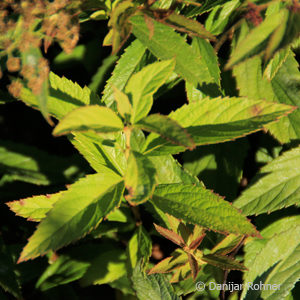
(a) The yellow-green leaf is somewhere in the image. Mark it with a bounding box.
[53,105,124,136]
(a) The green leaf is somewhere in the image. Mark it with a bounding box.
[165,13,216,40]
[130,15,214,86]
[70,132,126,176]
[170,262,191,283]
[125,59,175,123]
[129,128,146,152]
[142,97,294,155]
[7,192,62,222]
[108,0,135,54]
[263,48,290,80]
[210,234,244,256]
[112,85,132,120]
[151,183,260,236]
[127,226,152,272]
[233,53,300,143]
[131,262,181,300]
[244,216,300,270]
[192,37,220,86]
[232,56,276,101]
[148,155,199,185]
[242,222,300,300]
[137,114,195,151]
[148,249,187,275]
[185,37,221,101]
[270,52,300,142]
[53,105,124,136]
[234,146,300,216]
[264,9,300,61]
[201,254,247,271]
[18,173,124,262]
[88,55,118,92]
[36,254,90,291]
[227,9,288,68]
[102,39,147,109]
[124,151,157,205]
[80,242,127,286]
[205,0,240,35]
[106,206,133,223]
[260,244,300,300]
[0,140,82,185]
[185,81,206,102]
[20,72,99,120]
[185,0,230,17]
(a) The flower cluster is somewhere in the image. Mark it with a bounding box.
[0,0,81,96]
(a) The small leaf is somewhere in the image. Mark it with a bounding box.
[166,214,181,233]
[187,225,206,249]
[165,13,216,40]
[189,233,206,251]
[211,234,244,256]
[125,59,175,123]
[53,105,124,135]
[136,114,195,150]
[187,253,199,280]
[148,249,187,275]
[108,0,135,54]
[18,173,124,262]
[125,151,157,205]
[112,85,132,120]
[201,254,247,271]
[170,262,191,283]
[154,223,185,247]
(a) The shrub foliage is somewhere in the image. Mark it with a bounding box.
[0,0,300,299]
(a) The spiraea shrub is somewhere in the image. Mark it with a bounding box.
[0,0,299,299]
